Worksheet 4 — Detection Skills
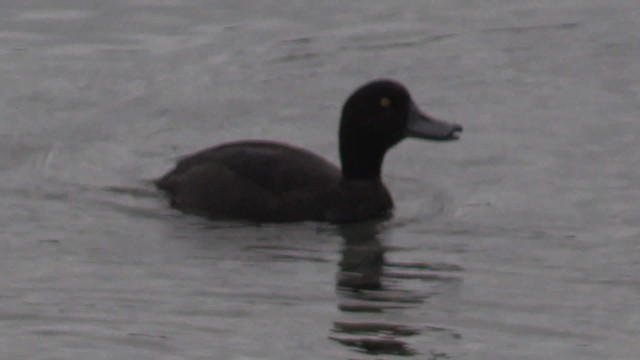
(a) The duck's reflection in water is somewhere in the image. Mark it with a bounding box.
[331,220,462,357]
[337,220,385,291]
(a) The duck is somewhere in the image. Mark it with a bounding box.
[155,79,462,223]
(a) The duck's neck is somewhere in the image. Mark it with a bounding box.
[339,137,387,181]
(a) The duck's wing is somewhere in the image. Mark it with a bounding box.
[154,140,342,221]
[155,140,340,194]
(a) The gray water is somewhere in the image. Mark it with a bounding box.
[1,0,639,359]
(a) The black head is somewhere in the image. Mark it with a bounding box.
[339,79,462,180]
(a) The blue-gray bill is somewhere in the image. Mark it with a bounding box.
[405,102,462,141]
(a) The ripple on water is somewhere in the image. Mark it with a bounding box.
[333,220,464,357]
[15,10,95,21]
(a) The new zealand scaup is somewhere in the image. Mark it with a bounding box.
[155,79,462,223]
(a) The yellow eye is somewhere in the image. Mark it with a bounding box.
[380,97,390,108]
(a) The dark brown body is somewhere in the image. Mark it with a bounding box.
[156,140,393,223]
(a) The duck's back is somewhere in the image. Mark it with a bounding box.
[156,140,361,222]
[158,140,339,191]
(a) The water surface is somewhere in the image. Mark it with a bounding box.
[1,1,639,359]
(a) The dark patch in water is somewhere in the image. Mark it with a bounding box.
[329,335,416,356]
